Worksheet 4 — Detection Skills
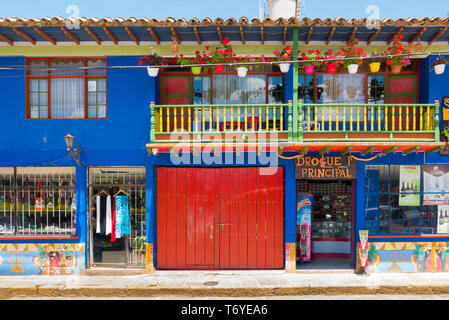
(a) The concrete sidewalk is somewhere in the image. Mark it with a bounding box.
[2,269,449,298]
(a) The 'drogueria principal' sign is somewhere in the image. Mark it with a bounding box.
[295,155,357,179]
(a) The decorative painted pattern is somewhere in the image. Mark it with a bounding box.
[361,242,449,273]
[0,243,85,275]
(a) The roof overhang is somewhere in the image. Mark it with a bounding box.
[146,141,446,156]
[1,16,449,47]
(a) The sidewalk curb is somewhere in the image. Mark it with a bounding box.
[2,285,449,298]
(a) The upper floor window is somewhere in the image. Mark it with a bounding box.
[26,58,106,119]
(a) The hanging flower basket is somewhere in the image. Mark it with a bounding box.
[435,64,446,75]
[215,65,225,73]
[326,63,337,73]
[390,65,402,74]
[369,62,381,73]
[279,63,290,73]
[191,66,202,75]
[237,67,248,77]
[147,67,159,77]
[347,64,359,74]
[304,65,315,74]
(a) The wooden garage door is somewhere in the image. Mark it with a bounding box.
[156,167,284,270]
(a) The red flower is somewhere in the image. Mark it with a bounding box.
[223,37,230,45]
[218,49,224,54]
[205,46,210,50]
[139,58,143,65]
[285,45,291,51]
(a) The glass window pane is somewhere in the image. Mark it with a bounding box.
[379,194,389,234]
[88,106,97,118]
[30,93,39,106]
[422,205,438,234]
[268,76,284,103]
[390,165,400,193]
[87,59,106,76]
[97,79,106,91]
[98,105,106,118]
[29,60,48,76]
[39,107,48,118]
[39,79,48,91]
[51,59,84,76]
[30,79,39,92]
[98,92,106,105]
[50,78,85,119]
[320,74,365,104]
[39,93,48,106]
[389,195,420,234]
[88,92,97,104]
[30,106,39,119]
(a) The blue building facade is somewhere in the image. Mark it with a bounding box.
[0,17,449,275]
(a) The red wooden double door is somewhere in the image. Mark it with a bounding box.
[156,167,284,270]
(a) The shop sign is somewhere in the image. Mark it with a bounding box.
[295,155,357,180]
[399,165,421,207]
[423,165,449,205]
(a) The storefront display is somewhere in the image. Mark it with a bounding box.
[296,194,313,262]
[424,165,449,205]
[399,165,421,206]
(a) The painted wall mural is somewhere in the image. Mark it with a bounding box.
[0,243,85,275]
[363,242,449,273]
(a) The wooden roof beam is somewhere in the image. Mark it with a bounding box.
[170,27,181,44]
[147,27,160,45]
[362,146,375,155]
[306,26,313,44]
[60,26,80,45]
[282,26,287,45]
[409,27,427,44]
[320,146,330,155]
[240,26,245,45]
[84,27,101,45]
[347,26,358,44]
[428,26,448,45]
[387,27,404,45]
[217,26,223,43]
[382,146,397,155]
[0,33,13,46]
[34,26,56,45]
[12,27,36,45]
[425,145,443,155]
[103,26,118,45]
[193,26,201,45]
[403,146,420,155]
[367,27,381,45]
[261,25,264,45]
[125,26,140,45]
[326,26,336,45]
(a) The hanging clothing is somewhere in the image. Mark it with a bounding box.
[115,195,130,238]
[96,195,108,235]
[106,195,112,235]
[111,198,116,242]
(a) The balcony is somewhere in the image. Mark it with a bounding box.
[149,101,441,144]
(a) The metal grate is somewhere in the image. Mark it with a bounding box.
[0,167,76,236]
[88,167,146,267]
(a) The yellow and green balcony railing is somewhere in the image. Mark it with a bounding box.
[149,100,440,143]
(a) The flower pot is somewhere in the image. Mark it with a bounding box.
[347,64,359,74]
[146,66,159,77]
[390,65,402,74]
[279,63,290,73]
[435,64,446,75]
[237,67,248,78]
[326,63,337,73]
[369,62,381,73]
[304,65,315,74]
[191,66,202,75]
[215,65,225,73]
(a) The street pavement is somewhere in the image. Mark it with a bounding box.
[2,269,449,299]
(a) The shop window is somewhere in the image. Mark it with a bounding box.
[298,75,316,103]
[368,75,385,104]
[26,58,106,119]
[364,165,445,235]
[193,76,211,105]
[0,167,76,237]
[268,75,285,104]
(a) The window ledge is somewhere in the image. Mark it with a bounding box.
[0,236,80,240]
[368,234,449,239]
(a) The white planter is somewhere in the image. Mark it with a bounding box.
[435,64,446,75]
[237,67,248,78]
[147,66,159,77]
[348,64,359,74]
[279,63,290,73]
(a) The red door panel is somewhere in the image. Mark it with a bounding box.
[256,171,267,268]
[274,168,284,268]
[219,168,230,269]
[247,168,258,268]
[204,169,215,266]
[156,167,167,269]
[165,168,177,267]
[175,168,187,267]
[265,172,276,268]
[186,169,196,266]
[237,168,248,268]
[195,169,206,266]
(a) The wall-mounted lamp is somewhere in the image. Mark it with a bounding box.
[64,133,81,166]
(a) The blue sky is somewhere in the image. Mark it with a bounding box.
[1,0,448,19]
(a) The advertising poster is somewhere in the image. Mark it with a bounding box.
[399,165,421,207]
[423,165,449,205]
[437,205,449,234]
[296,194,313,262]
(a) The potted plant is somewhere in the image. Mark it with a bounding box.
[139,52,166,77]
[300,49,322,74]
[208,37,234,73]
[323,49,343,74]
[233,54,258,77]
[432,56,449,75]
[384,34,412,74]
[340,36,366,74]
[273,45,293,73]
[368,50,382,73]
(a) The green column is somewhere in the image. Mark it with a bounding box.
[292,28,299,141]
